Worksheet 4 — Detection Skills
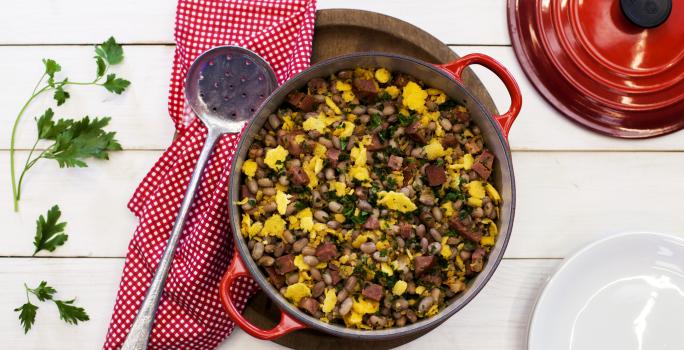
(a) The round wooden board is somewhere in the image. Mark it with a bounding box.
[240,9,499,350]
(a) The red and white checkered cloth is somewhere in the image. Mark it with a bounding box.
[103,1,316,349]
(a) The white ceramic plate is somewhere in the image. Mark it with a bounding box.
[528,232,684,350]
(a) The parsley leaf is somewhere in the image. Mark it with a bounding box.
[33,205,68,256]
[53,85,70,106]
[95,56,106,78]
[102,74,130,94]
[368,113,382,130]
[54,299,90,325]
[28,281,57,301]
[14,303,38,334]
[95,36,124,65]
[43,116,122,168]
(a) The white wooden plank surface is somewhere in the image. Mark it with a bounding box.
[3,45,683,151]
[3,151,683,259]
[0,0,509,46]
[0,258,556,350]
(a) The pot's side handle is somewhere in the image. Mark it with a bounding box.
[438,53,522,139]
[219,250,307,340]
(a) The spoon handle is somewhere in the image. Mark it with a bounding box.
[121,127,222,350]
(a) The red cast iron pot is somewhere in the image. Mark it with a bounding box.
[220,52,522,340]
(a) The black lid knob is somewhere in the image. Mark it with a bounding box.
[620,0,672,28]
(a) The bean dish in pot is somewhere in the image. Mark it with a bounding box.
[238,67,501,330]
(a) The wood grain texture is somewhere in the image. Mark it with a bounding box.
[0,1,508,45]
[0,258,556,350]
[3,151,683,259]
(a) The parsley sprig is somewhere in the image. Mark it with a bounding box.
[33,205,68,255]
[9,37,129,211]
[15,281,89,333]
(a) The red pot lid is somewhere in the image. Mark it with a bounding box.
[508,0,684,138]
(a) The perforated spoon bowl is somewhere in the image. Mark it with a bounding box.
[121,46,277,350]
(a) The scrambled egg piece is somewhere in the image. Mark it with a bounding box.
[325,97,342,115]
[380,262,394,276]
[485,183,501,203]
[314,143,327,158]
[241,214,263,238]
[297,208,315,233]
[449,153,474,171]
[350,143,367,166]
[282,115,295,131]
[377,191,417,213]
[384,85,400,98]
[264,145,288,171]
[352,234,368,248]
[481,236,495,246]
[294,254,309,271]
[440,236,452,258]
[303,115,326,133]
[414,286,426,295]
[342,90,355,103]
[303,156,324,189]
[374,68,391,83]
[466,181,486,199]
[348,167,370,182]
[283,283,311,304]
[424,138,446,160]
[336,80,352,91]
[402,81,427,112]
[392,280,408,296]
[330,181,347,197]
[481,218,498,236]
[241,160,257,177]
[321,288,337,313]
[275,190,291,215]
[467,197,483,207]
[333,121,356,137]
[261,214,286,238]
[427,88,447,104]
[352,296,380,315]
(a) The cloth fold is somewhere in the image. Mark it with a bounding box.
[103,1,316,349]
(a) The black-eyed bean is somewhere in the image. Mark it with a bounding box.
[416,224,426,238]
[407,282,416,294]
[459,250,471,260]
[337,289,349,303]
[257,178,273,187]
[327,220,341,229]
[257,256,275,267]
[312,281,326,297]
[278,175,289,186]
[351,105,367,115]
[420,237,429,253]
[251,242,264,260]
[359,114,370,124]
[262,187,276,196]
[417,296,435,313]
[346,136,356,151]
[447,237,460,245]
[406,310,417,323]
[453,200,463,210]
[373,251,389,262]
[439,118,452,131]
[263,202,277,213]
[429,228,442,242]
[247,239,256,250]
[314,210,329,223]
[310,267,322,281]
[395,316,407,327]
[302,246,317,256]
[264,244,275,254]
[431,206,443,221]
[268,114,282,129]
[369,315,387,328]
[286,272,299,285]
[332,135,341,149]
[322,272,333,285]
[430,288,441,301]
[328,201,342,213]
[357,199,373,212]
[303,255,319,266]
[287,159,301,169]
[360,242,376,254]
[285,203,297,215]
[339,297,353,316]
[419,192,435,206]
[428,242,441,255]
[247,179,258,194]
[325,168,336,180]
[292,238,309,253]
[344,276,357,291]
[264,134,277,147]
[382,104,396,116]
[282,230,295,244]
[472,207,484,218]
[274,242,285,257]
[392,298,408,311]
[396,237,405,248]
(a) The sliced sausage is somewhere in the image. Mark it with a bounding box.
[425,164,447,187]
[315,242,339,262]
[353,78,378,102]
[472,150,495,180]
[307,77,328,93]
[399,223,414,239]
[362,283,384,301]
[448,217,482,243]
[362,216,380,230]
[419,274,443,286]
[402,163,417,187]
[405,121,431,144]
[470,247,486,273]
[288,166,310,186]
[387,155,403,170]
[274,254,297,275]
[328,267,341,285]
[393,73,411,88]
[299,297,320,315]
[414,255,436,276]
[326,148,341,168]
[443,106,469,122]
[441,133,459,148]
[286,91,317,112]
[265,267,286,289]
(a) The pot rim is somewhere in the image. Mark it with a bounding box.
[227,51,516,339]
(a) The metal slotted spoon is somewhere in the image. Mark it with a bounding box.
[121,46,277,350]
